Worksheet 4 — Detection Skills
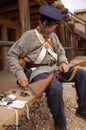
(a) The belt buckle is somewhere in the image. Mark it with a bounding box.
[48,60,55,66]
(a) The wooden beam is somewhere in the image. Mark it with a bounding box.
[18,0,30,34]
[30,14,39,21]
[0,10,18,19]
[29,1,37,6]
[31,20,39,25]
[0,41,14,47]
[0,3,18,14]
[30,6,39,14]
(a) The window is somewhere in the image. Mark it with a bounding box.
[0,24,3,40]
[7,28,16,41]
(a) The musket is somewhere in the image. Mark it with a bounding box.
[26,59,86,97]
[25,70,60,98]
[72,60,86,67]
[19,57,86,95]
[27,60,86,97]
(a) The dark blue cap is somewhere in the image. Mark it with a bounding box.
[39,5,62,21]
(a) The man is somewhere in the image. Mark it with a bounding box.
[7,5,86,130]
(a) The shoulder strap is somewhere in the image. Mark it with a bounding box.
[45,38,55,52]
[35,29,55,51]
[35,29,57,61]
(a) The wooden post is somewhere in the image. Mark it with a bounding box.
[24,0,31,31]
[70,32,75,58]
[18,0,31,34]
[60,22,65,46]
[85,21,86,36]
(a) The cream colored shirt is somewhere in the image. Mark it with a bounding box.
[7,29,68,80]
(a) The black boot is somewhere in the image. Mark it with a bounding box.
[54,126,67,130]
[75,107,86,120]
[54,123,67,130]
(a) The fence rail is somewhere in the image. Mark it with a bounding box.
[0,41,14,47]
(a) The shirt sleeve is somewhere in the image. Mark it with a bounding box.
[7,31,31,79]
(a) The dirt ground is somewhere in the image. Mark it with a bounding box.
[4,92,86,130]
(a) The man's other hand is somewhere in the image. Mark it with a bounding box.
[59,63,69,73]
[18,76,28,88]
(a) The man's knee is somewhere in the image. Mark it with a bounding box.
[75,68,86,81]
[46,78,63,95]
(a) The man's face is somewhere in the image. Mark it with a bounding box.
[40,22,58,38]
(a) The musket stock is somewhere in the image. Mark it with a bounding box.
[28,71,56,97]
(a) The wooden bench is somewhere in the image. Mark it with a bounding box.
[0,81,75,130]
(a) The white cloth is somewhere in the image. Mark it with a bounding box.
[8,100,27,108]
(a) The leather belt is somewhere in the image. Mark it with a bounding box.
[26,60,56,68]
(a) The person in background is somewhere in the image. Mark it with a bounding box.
[7,5,86,130]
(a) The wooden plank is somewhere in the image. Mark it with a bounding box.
[0,86,36,129]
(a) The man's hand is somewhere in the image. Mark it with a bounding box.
[59,62,69,73]
[18,76,28,88]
